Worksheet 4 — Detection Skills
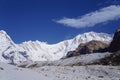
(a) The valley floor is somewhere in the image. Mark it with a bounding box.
[0,62,120,80]
[33,65,120,80]
[0,52,120,80]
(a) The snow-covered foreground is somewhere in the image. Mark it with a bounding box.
[15,52,120,80]
[0,63,52,80]
[33,65,120,80]
[0,52,119,80]
[0,62,120,80]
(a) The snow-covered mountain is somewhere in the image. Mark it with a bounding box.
[0,30,112,64]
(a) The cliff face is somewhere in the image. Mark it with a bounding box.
[108,28,120,52]
[99,28,120,65]
[78,40,108,54]
[89,28,120,65]
[66,40,108,58]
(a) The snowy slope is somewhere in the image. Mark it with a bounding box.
[19,52,111,68]
[0,30,112,64]
[0,30,30,64]
[0,30,16,54]
[0,62,52,80]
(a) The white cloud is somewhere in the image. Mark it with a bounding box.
[55,5,120,28]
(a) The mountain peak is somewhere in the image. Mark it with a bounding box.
[0,30,15,53]
[74,31,111,44]
[0,30,7,34]
[84,31,96,34]
[0,30,14,43]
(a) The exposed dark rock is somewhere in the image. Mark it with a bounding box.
[78,40,108,54]
[66,51,78,58]
[90,50,120,66]
[0,67,4,70]
[66,40,109,58]
[89,28,120,65]
[108,28,120,52]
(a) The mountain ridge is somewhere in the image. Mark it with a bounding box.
[0,30,112,64]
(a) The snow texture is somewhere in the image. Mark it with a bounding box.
[18,52,111,68]
[0,62,120,80]
[0,62,52,80]
[32,65,120,80]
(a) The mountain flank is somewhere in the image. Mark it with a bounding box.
[66,40,109,57]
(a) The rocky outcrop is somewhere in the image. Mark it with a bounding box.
[66,40,109,58]
[90,50,120,66]
[99,28,120,65]
[108,28,120,52]
[89,28,120,65]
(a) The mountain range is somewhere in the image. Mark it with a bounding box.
[0,30,112,64]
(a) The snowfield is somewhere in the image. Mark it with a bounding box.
[0,63,52,80]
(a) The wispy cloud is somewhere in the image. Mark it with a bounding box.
[55,5,120,28]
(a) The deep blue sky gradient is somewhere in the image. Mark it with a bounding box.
[0,0,120,44]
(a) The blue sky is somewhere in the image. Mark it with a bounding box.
[0,0,120,44]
